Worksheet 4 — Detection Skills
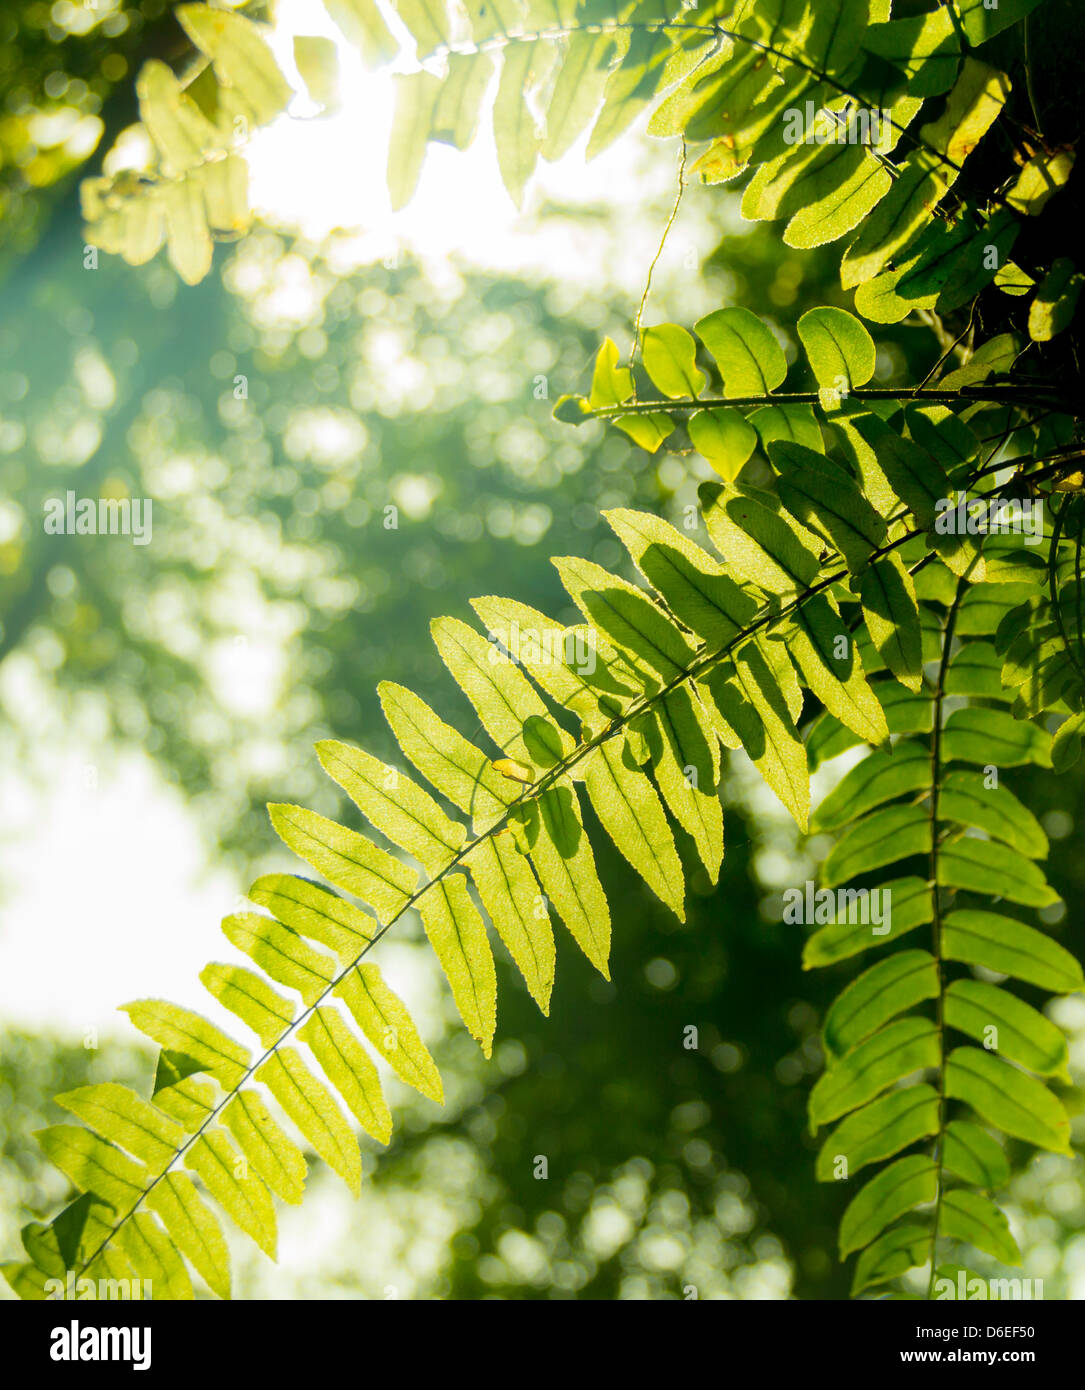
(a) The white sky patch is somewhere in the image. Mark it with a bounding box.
[0,744,237,1037]
[247,0,715,296]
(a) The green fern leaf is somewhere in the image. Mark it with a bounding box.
[513,782,612,976]
[942,1120,1010,1190]
[247,874,375,966]
[256,1049,362,1194]
[581,737,686,918]
[944,980,1070,1081]
[120,1001,250,1089]
[810,1018,940,1129]
[146,1173,231,1299]
[815,1085,940,1181]
[268,804,418,923]
[335,963,444,1103]
[465,833,555,1012]
[838,1154,938,1258]
[945,1047,1072,1155]
[200,963,295,1046]
[184,1128,278,1256]
[695,306,788,397]
[298,1007,393,1143]
[316,738,467,873]
[419,874,498,1056]
[941,909,1084,992]
[221,912,336,1007]
[823,950,939,1058]
[222,1090,307,1204]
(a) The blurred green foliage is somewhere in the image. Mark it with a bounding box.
[2,0,1084,1301]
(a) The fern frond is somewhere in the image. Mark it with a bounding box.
[804,572,1080,1297]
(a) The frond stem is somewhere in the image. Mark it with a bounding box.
[924,575,967,1300]
[580,386,1069,418]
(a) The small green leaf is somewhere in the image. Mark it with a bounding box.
[688,407,758,481]
[391,0,451,55]
[432,51,494,151]
[798,307,876,394]
[943,1120,1010,1189]
[781,594,890,749]
[387,70,442,210]
[815,1085,940,1181]
[223,1089,307,1205]
[952,0,1043,46]
[335,963,444,1103]
[465,833,554,1014]
[378,681,518,834]
[493,41,539,208]
[54,1084,183,1174]
[543,31,615,162]
[945,980,1070,1081]
[641,324,706,399]
[823,950,939,1057]
[939,771,1048,857]
[184,1128,278,1256]
[176,4,291,124]
[1029,258,1084,342]
[248,873,374,966]
[603,507,755,648]
[200,962,295,1047]
[943,706,1052,767]
[821,804,930,886]
[293,35,340,110]
[938,838,1059,909]
[838,1154,938,1257]
[700,644,810,830]
[299,1006,393,1144]
[37,1125,147,1213]
[695,307,788,397]
[771,442,887,572]
[221,911,336,1007]
[810,1018,939,1129]
[582,738,686,920]
[700,481,821,597]
[589,337,634,409]
[418,874,498,1057]
[316,738,466,875]
[323,0,398,65]
[942,909,1084,992]
[116,1212,194,1301]
[858,554,924,693]
[802,878,933,968]
[941,1190,1021,1266]
[256,1048,362,1194]
[146,1173,231,1300]
[121,1000,250,1090]
[515,781,612,977]
[812,740,928,833]
[268,803,418,924]
[1052,710,1085,772]
[851,1224,930,1296]
[945,1046,1072,1155]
